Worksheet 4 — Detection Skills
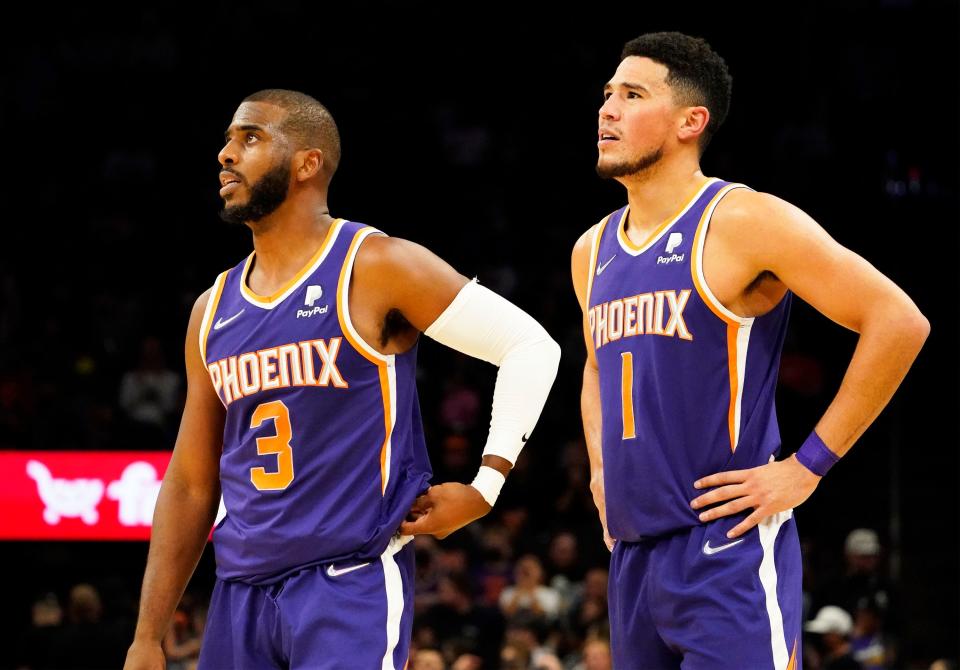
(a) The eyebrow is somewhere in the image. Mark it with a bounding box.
[224,124,266,142]
[603,81,650,94]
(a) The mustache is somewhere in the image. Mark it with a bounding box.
[221,167,245,183]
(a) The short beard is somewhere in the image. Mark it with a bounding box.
[219,161,291,226]
[596,147,664,179]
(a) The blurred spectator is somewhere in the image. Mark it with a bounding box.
[162,595,203,670]
[434,433,476,484]
[439,381,482,433]
[414,535,444,615]
[500,554,562,624]
[49,583,126,669]
[420,572,504,669]
[412,648,446,670]
[118,336,181,446]
[503,612,558,668]
[450,654,483,670]
[546,531,584,617]
[474,522,515,607]
[817,529,900,644]
[569,568,609,639]
[851,594,896,670]
[500,640,531,670]
[16,592,63,670]
[571,636,613,670]
[805,605,862,670]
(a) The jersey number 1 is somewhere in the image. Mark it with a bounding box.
[621,352,636,440]
[250,400,295,491]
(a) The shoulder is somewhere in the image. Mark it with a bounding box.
[711,188,814,238]
[572,213,614,266]
[188,287,215,329]
[352,234,434,277]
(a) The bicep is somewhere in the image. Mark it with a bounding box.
[166,290,225,492]
[358,236,470,332]
[572,227,599,369]
[742,193,906,333]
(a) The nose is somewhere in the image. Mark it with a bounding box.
[218,141,237,167]
[599,96,619,121]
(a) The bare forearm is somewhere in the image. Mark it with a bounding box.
[133,478,219,643]
[581,364,603,482]
[815,306,928,455]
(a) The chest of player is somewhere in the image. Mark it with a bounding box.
[589,217,709,352]
[204,282,374,409]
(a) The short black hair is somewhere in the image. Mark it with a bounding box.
[243,89,341,175]
[621,32,732,151]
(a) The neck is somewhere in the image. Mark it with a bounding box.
[246,191,334,282]
[617,153,708,238]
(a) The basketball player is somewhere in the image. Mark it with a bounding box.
[571,33,928,668]
[124,89,560,670]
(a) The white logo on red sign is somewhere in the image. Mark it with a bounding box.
[27,460,162,528]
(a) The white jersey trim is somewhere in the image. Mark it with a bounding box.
[758,510,793,670]
[381,534,412,669]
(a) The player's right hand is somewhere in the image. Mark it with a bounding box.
[123,640,166,670]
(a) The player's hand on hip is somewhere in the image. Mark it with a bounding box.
[690,455,821,538]
[123,640,166,670]
[399,482,491,539]
[590,473,616,552]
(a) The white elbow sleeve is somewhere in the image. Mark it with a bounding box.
[424,280,561,465]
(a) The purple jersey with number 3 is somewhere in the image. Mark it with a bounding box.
[200,218,431,584]
[587,179,792,541]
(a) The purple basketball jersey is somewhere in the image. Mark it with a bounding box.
[587,179,792,541]
[200,219,432,584]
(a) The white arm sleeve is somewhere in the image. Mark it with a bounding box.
[424,279,561,465]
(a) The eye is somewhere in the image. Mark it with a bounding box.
[627,91,641,99]
[602,91,612,101]
[245,133,258,144]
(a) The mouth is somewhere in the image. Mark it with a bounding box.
[598,129,620,147]
[219,171,243,197]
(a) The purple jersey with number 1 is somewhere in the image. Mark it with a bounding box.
[587,178,791,541]
[200,218,432,585]
[587,179,802,669]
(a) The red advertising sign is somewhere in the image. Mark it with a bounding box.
[0,451,173,540]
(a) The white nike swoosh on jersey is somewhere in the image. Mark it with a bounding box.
[326,561,372,577]
[596,255,617,276]
[213,309,245,330]
[702,538,745,555]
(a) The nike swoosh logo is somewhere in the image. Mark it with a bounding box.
[596,255,616,276]
[213,309,245,330]
[326,561,371,577]
[702,538,745,555]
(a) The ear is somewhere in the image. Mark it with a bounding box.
[294,149,325,182]
[678,106,710,144]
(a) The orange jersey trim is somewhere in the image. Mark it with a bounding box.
[336,226,394,495]
[240,218,344,305]
[689,184,745,452]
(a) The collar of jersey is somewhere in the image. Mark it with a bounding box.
[616,178,718,256]
[239,218,345,309]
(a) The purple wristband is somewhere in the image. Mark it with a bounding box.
[794,431,839,477]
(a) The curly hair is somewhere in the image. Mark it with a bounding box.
[621,32,732,151]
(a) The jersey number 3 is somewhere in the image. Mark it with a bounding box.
[250,400,295,491]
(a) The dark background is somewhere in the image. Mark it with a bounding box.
[2,1,957,667]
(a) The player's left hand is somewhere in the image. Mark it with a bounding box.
[690,455,821,538]
[399,482,491,539]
